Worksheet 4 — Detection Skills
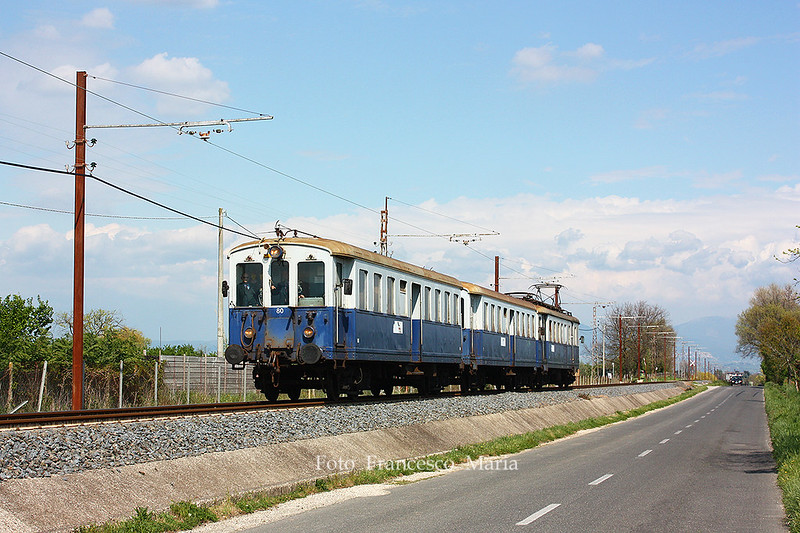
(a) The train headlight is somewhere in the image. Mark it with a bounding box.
[302,326,316,340]
[244,327,256,340]
[268,245,284,260]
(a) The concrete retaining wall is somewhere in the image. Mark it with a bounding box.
[0,386,688,532]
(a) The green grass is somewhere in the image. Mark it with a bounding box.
[77,384,705,532]
[764,382,800,533]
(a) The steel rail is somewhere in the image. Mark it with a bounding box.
[0,381,677,430]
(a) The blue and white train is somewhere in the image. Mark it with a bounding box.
[223,237,580,401]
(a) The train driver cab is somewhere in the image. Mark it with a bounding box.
[231,244,329,308]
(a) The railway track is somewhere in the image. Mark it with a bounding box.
[0,381,675,430]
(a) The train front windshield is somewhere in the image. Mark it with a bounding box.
[269,259,289,305]
[298,261,325,306]
[236,263,263,307]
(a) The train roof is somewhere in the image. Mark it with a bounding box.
[462,282,578,322]
[231,237,464,287]
[231,237,577,321]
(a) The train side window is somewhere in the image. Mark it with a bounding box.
[387,277,395,315]
[453,294,459,325]
[434,289,441,322]
[358,269,368,310]
[373,273,382,312]
[444,291,450,323]
[298,261,325,306]
[483,303,489,331]
[269,260,289,306]
[398,280,407,316]
[236,263,263,307]
[423,287,431,321]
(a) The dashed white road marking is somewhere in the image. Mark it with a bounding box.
[638,449,653,457]
[686,424,693,428]
[659,439,670,444]
[517,504,561,526]
[694,419,700,423]
[675,430,682,435]
[589,474,614,486]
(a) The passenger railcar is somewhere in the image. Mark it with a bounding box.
[223,237,579,400]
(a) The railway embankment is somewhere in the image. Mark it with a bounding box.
[0,382,690,532]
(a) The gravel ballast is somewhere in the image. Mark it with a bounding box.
[0,383,678,481]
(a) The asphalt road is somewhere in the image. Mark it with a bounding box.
[242,386,786,532]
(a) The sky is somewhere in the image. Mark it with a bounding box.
[0,1,798,370]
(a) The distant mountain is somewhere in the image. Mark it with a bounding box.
[674,316,760,374]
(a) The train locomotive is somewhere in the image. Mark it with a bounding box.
[223,237,579,401]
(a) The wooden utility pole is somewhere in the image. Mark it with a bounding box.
[72,71,87,411]
[217,208,225,359]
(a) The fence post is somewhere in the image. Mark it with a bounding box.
[217,357,221,403]
[186,354,191,404]
[241,364,246,402]
[154,357,159,405]
[118,359,123,408]
[37,360,48,412]
[6,362,12,409]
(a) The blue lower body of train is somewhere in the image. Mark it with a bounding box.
[225,306,578,400]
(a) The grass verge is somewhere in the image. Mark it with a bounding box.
[764,382,800,533]
[78,384,705,532]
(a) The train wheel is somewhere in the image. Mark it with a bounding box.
[264,385,280,402]
[370,385,381,397]
[287,384,302,401]
[324,376,339,400]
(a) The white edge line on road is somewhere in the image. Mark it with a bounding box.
[659,438,669,444]
[589,474,614,486]
[638,449,652,457]
[516,503,561,526]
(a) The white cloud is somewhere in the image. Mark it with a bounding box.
[634,108,669,130]
[570,43,605,60]
[34,25,60,40]
[2,186,795,339]
[688,37,760,59]
[129,53,230,116]
[128,0,219,7]
[510,42,652,85]
[688,91,748,101]
[589,166,672,184]
[81,8,115,29]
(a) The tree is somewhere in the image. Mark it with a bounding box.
[736,284,800,388]
[159,344,208,357]
[0,295,53,365]
[600,301,675,379]
[55,309,150,368]
[777,224,799,284]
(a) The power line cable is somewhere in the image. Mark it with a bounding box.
[0,200,215,220]
[0,160,254,239]
[1,52,566,279]
[223,213,258,239]
[88,75,267,116]
[387,196,499,234]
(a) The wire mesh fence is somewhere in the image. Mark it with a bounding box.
[0,356,258,413]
